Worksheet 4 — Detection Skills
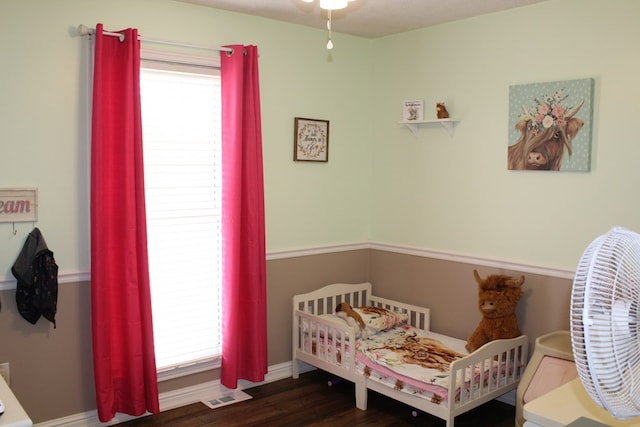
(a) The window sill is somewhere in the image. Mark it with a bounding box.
[157,356,222,382]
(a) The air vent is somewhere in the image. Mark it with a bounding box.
[202,389,252,409]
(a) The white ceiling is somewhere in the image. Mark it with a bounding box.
[177,0,549,38]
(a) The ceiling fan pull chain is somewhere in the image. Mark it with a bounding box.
[326,9,334,49]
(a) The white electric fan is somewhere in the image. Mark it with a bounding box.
[570,226,640,420]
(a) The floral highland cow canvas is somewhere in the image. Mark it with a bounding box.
[507,78,594,172]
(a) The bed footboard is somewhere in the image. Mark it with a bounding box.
[448,335,528,415]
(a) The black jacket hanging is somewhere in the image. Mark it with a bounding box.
[11,227,58,327]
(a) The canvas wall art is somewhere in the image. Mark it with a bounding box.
[507,78,594,172]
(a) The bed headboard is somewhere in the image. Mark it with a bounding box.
[293,282,372,315]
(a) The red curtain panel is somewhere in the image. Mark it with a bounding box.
[90,23,159,422]
[220,45,268,388]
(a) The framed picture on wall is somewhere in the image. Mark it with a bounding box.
[507,78,594,172]
[294,117,329,162]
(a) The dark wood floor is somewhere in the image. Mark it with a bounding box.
[118,369,516,426]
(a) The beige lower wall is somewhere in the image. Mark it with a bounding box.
[0,248,571,423]
[0,281,95,423]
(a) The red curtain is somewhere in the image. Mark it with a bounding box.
[90,23,159,422]
[220,45,268,388]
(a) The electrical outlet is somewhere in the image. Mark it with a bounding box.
[0,362,10,386]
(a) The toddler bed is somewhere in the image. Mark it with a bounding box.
[292,282,528,427]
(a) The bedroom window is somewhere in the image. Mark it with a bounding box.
[139,49,222,380]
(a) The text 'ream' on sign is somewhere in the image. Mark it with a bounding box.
[0,188,38,222]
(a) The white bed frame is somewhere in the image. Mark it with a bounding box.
[292,282,528,427]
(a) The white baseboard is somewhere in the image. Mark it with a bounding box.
[34,361,315,427]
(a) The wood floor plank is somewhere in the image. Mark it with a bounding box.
[117,370,516,426]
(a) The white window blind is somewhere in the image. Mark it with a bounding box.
[139,54,222,375]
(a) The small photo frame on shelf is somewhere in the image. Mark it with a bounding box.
[294,117,329,162]
[403,100,423,121]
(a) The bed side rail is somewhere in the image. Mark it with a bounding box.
[368,295,431,331]
[293,309,357,378]
[448,335,528,409]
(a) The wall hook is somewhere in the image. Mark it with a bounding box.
[12,222,17,235]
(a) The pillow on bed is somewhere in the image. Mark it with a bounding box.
[353,306,409,333]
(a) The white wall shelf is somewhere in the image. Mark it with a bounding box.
[399,119,459,138]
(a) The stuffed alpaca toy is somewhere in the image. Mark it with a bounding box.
[335,302,368,338]
[465,269,524,353]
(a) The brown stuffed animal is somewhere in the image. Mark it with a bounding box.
[335,302,366,329]
[465,270,524,353]
[436,102,449,119]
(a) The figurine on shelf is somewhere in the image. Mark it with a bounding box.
[436,102,449,119]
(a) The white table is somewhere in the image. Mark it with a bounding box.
[0,375,31,427]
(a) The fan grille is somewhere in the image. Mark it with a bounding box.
[570,226,640,419]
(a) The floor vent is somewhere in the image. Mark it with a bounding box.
[202,389,252,409]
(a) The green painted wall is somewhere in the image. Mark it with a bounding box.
[0,0,374,282]
[369,0,640,270]
[2,0,639,281]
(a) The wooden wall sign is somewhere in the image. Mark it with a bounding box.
[0,188,38,223]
